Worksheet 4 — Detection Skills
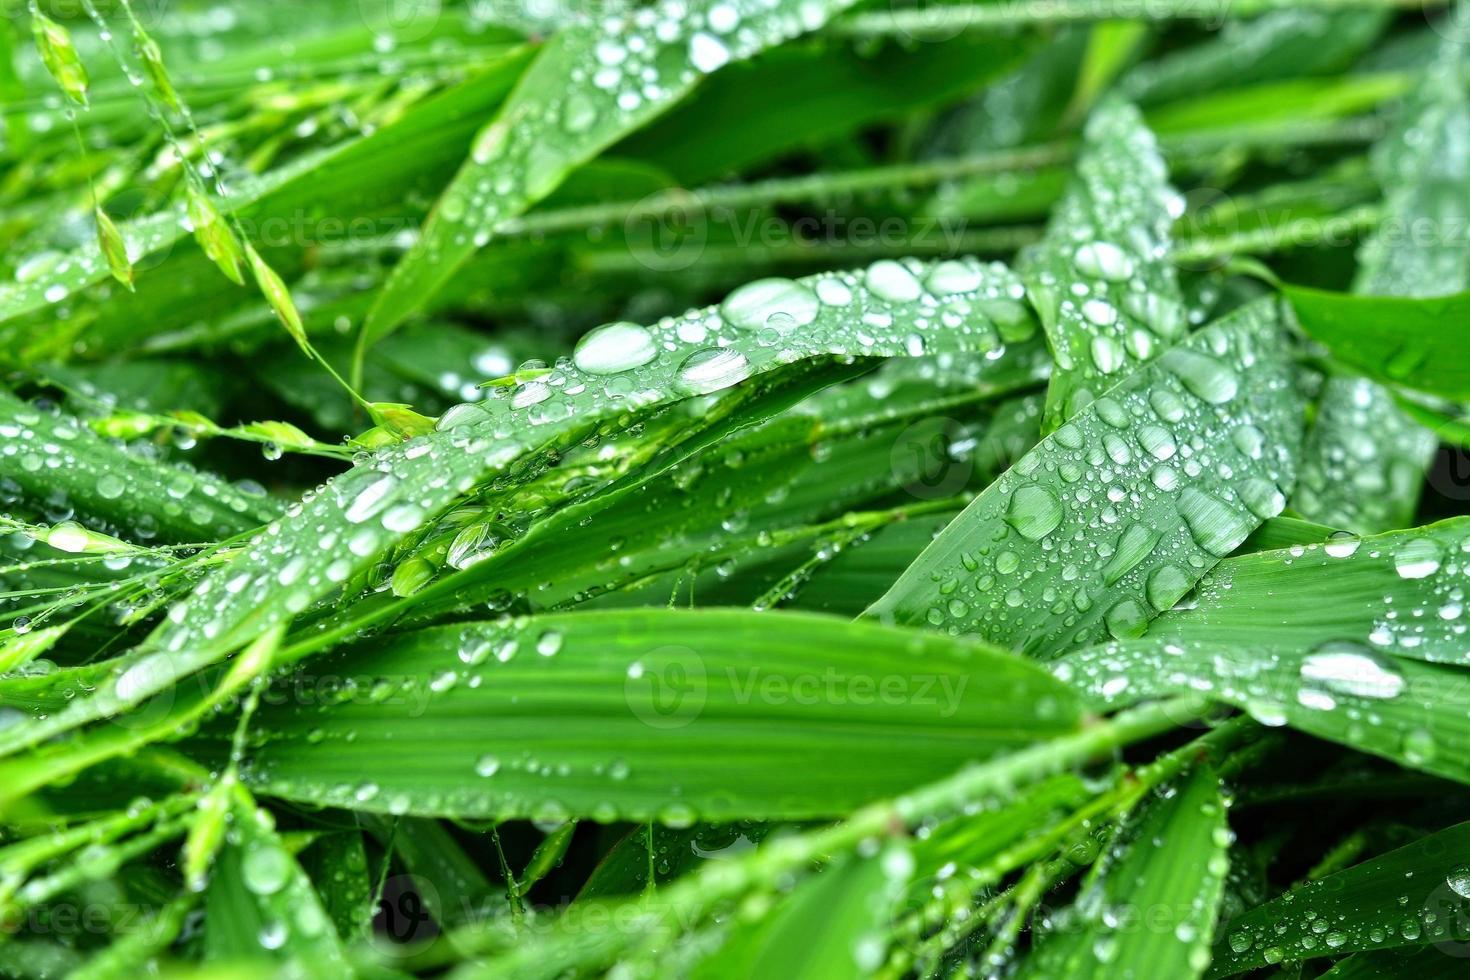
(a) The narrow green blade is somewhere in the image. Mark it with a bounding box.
[866,297,1302,657]
[361,0,861,351]
[1207,821,1470,975]
[1019,765,1229,980]
[1019,98,1184,432]
[216,608,1082,822]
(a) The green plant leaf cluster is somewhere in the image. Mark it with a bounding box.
[5,2,1470,977]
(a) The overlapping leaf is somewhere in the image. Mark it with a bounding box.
[1060,636,1470,786]
[1290,34,1470,533]
[0,257,1036,760]
[866,297,1303,656]
[0,386,279,541]
[361,0,862,351]
[1019,98,1185,431]
[1207,821,1470,975]
[1019,766,1229,980]
[212,608,1082,822]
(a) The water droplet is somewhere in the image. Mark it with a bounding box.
[1004,485,1063,541]
[1090,335,1125,374]
[1146,564,1192,610]
[1164,349,1239,404]
[676,348,751,395]
[688,32,730,73]
[1178,488,1252,556]
[1300,642,1405,700]
[1105,599,1150,639]
[1073,241,1134,281]
[573,321,658,375]
[863,260,922,303]
[1394,538,1442,579]
[720,278,819,332]
[345,475,397,524]
[241,846,291,896]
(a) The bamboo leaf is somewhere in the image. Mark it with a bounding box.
[1019,765,1229,980]
[0,386,280,542]
[1287,286,1470,401]
[1206,821,1470,975]
[0,257,1034,761]
[1290,35,1470,533]
[1291,376,1439,534]
[866,297,1303,657]
[203,787,348,971]
[1149,517,1470,666]
[1059,634,1470,785]
[360,0,863,355]
[1019,98,1184,431]
[211,609,1082,822]
[690,842,911,979]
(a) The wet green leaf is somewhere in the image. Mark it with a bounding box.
[867,297,1302,657]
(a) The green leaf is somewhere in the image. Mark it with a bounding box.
[866,297,1303,657]
[1117,10,1388,108]
[578,823,771,900]
[1020,98,1185,431]
[1149,517,1470,666]
[1060,634,1470,785]
[0,257,1034,762]
[360,0,861,355]
[361,815,504,928]
[1287,286,1470,401]
[1291,374,1439,535]
[0,386,280,542]
[1354,39,1470,300]
[690,842,911,979]
[213,609,1082,822]
[1318,947,1470,980]
[1290,37,1470,534]
[1019,765,1229,980]
[622,34,1036,184]
[0,45,532,339]
[1207,821,1470,975]
[204,788,348,972]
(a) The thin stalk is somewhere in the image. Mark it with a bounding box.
[831,0,1443,37]
[497,117,1382,239]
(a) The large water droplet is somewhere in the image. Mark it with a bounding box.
[1394,537,1443,579]
[676,348,751,395]
[1164,349,1239,404]
[1073,241,1134,281]
[1300,642,1405,700]
[345,475,398,524]
[573,321,658,375]
[241,846,291,896]
[1178,487,1252,556]
[1004,485,1063,541]
[719,278,819,332]
[863,260,923,303]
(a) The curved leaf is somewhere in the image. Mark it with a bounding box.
[360,0,862,350]
[866,297,1303,657]
[1019,99,1184,431]
[1207,821,1470,975]
[0,257,1035,760]
[1150,517,1470,666]
[1059,634,1470,785]
[212,608,1083,822]
[1019,765,1229,980]
[0,387,279,541]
